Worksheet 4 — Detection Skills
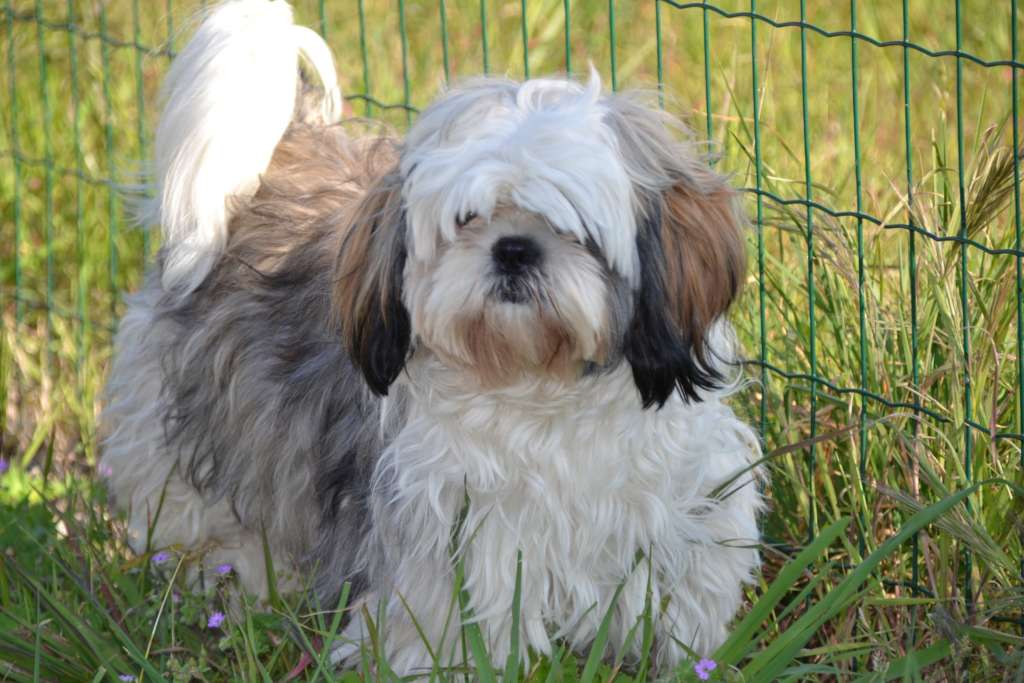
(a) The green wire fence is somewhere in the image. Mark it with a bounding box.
[2,0,1022,661]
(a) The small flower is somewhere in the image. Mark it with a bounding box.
[98,463,113,477]
[694,658,717,680]
[118,675,136,682]
[171,590,182,604]
[0,458,8,474]
[151,551,171,565]
[207,611,226,629]
[215,563,233,575]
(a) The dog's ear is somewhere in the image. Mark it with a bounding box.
[606,99,746,408]
[334,170,411,395]
[625,177,746,408]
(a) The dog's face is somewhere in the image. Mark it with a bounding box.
[335,73,746,408]
[404,204,620,388]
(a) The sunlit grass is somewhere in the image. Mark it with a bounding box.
[1,0,1022,679]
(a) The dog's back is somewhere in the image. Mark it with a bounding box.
[100,0,386,601]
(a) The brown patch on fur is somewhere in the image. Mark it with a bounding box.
[222,123,396,276]
[589,316,613,367]
[659,177,746,365]
[217,118,408,394]
[446,311,578,387]
[331,167,405,357]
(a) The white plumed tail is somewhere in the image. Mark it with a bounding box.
[146,0,342,295]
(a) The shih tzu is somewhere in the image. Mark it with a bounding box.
[100,0,764,674]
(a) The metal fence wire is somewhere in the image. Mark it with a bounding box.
[2,0,1023,654]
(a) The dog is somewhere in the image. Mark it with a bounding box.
[100,0,764,674]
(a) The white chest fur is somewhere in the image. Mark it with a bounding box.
[358,360,763,673]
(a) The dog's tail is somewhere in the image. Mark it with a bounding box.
[145,0,341,295]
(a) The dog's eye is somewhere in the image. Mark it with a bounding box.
[456,211,478,228]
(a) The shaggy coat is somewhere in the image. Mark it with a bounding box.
[101,0,764,674]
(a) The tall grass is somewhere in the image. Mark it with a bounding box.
[1,0,1022,679]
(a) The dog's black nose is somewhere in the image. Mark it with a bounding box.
[492,236,542,275]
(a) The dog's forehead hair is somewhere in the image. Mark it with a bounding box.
[407,76,587,145]
[459,205,581,244]
[398,73,639,281]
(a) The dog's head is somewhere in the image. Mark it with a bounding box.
[335,72,746,408]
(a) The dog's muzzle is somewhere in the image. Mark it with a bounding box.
[491,236,542,304]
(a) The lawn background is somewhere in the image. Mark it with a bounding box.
[1,0,1023,680]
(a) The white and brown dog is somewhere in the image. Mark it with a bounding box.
[101,0,763,674]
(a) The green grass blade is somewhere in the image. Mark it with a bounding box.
[878,641,952,681]
[310,582,353,680]
[579,582,624,683]
[456,555,496,683]
[543,644,566,683]
[6,560,166,681]
[715,517,850,663]
[504,549,523,682]
[32,585,42,683]
[260,525,283,610]
[743,482,990,680]
[461,615,497,682]
[396,589,442,672]
[632,555,655,682]
[460,613,496,681]
[0,633,89,681]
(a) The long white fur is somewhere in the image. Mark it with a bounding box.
[343,360,762,672]
[401,70,641,285]
[145,0,342,295]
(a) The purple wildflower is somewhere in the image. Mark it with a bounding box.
[207,611,226,629]
[98,463,113,477]
[150,551,171,565]
[118,675,136,682]
[0,458,8,474]
[694,658,717,680]
[215,563,233,575]
[172,590,182,604]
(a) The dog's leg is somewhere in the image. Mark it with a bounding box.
[101,284,298,599]
[653,474,762,671]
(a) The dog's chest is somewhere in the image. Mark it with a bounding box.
[381,368,717,567]
[370,365,756,655]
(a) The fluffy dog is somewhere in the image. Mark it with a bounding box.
[101,0,764,674]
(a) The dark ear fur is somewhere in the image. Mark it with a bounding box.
[626,196,716,408]
[604,95,746,408]
[333,170,411,395]
[624,176,747,409]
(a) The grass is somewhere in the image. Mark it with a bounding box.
[1,0,1024,679]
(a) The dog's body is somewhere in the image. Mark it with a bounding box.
[101,0,763,673]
